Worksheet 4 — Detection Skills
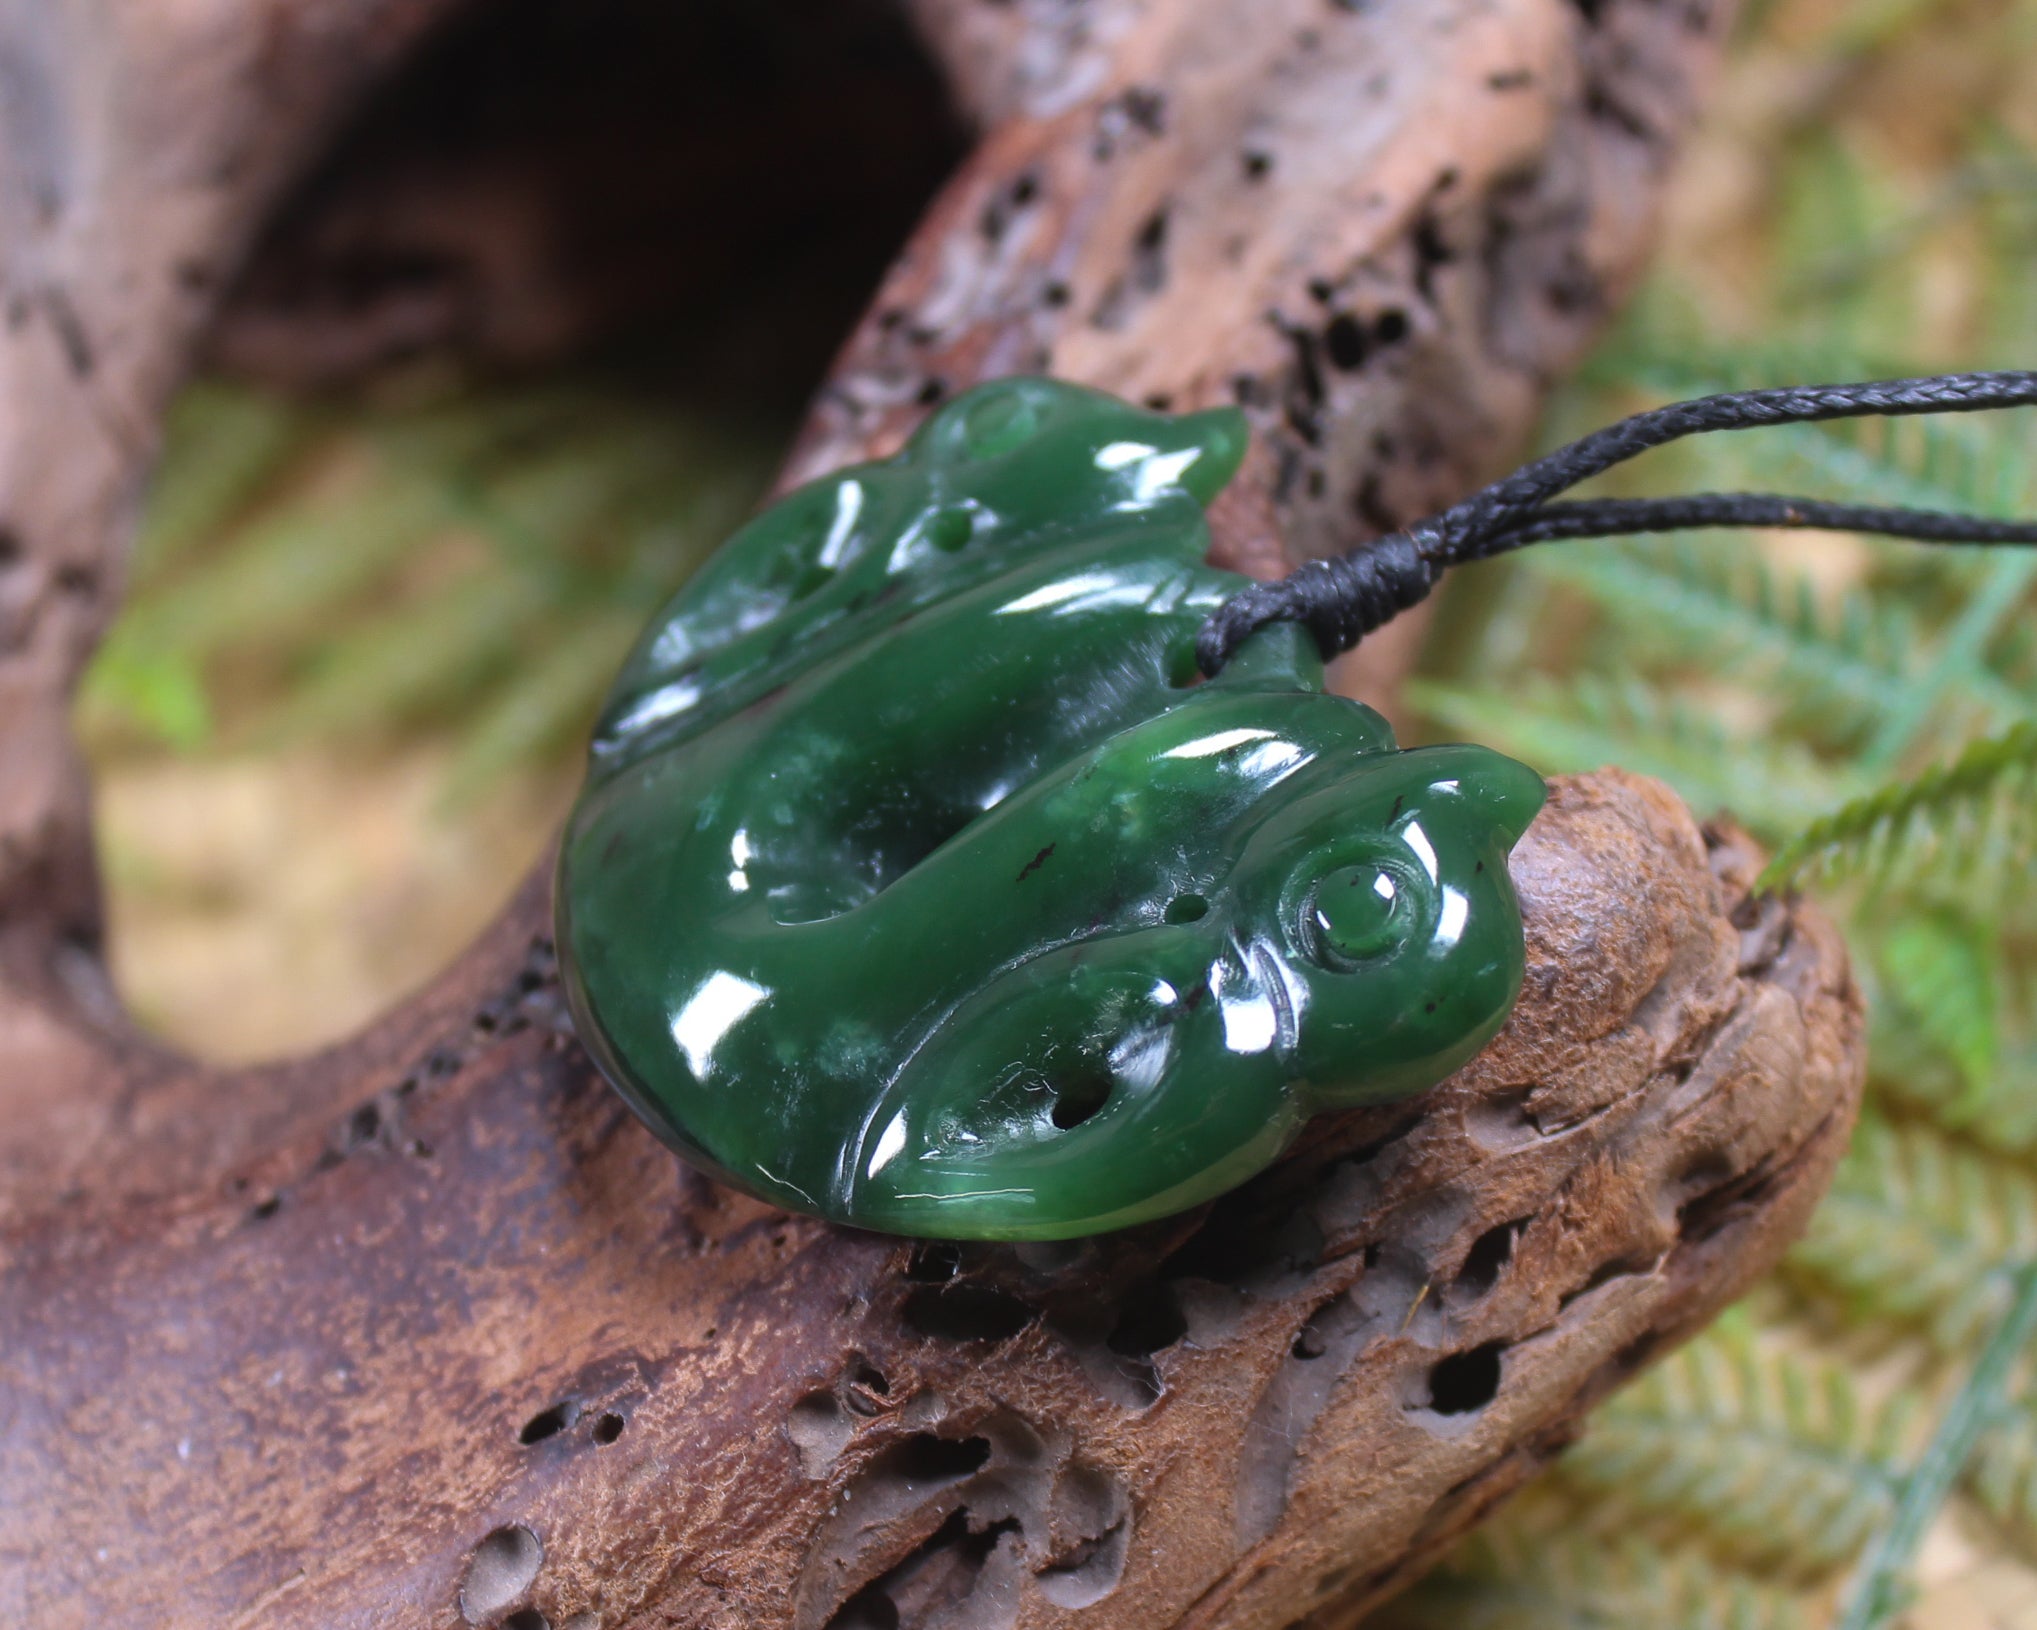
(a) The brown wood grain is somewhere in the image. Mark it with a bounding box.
[0,2,1867,1626]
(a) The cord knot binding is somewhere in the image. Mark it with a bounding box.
[1198,369,2037,677]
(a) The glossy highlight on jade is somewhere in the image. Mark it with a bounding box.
[556,378,1546,1240]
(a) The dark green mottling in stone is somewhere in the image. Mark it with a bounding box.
[558,378,1545,1240]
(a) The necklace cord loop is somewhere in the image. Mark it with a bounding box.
[1196,369,2037,677]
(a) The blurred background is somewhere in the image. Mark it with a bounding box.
[82,0,2037,1623]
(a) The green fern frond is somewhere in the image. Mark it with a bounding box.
[247,571,550,744]
[1867,1021,2037,1157]
[1758,721,2037,891]
[75,645,213,751]
[1859,554,2037,772]
[1409,674,1861,839]
[1523,535,1916,739]
[1557,1321,1915,1577]
[1970,1393,2037,1552]
[1835,1262,2037,1630]
[86,374,777,793]
[421,412,718,587]
[1974,130,2037,352]
[439,610,646,807]
[135,381,322,578]
[104,477,456,670]
[1871,913,2000,1113]
[1374,1513,1815,1630]
[1786,1117,2037,1352]
[1578,329,1915,399]
[1775,134,1916,356]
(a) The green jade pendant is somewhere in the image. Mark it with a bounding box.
[557,379,1545,1240]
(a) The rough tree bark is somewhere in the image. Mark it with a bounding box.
[0,3,1866,1628]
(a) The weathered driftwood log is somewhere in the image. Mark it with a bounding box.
[0,2,1866,1628]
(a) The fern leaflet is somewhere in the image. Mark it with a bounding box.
[1758,721,2037,892]
[1786,1117,2037,1352]
[1410,674,1861,839]
[1556,1322,1915,1577]
[1372,1503,1815,1630]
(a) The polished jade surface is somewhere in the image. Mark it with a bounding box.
[556,378,1545,1240]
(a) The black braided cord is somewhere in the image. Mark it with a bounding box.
[1196,370,2037,676]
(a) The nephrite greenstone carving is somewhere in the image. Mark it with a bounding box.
[557,379,1545,1240]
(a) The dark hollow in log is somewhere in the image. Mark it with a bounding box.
[204,0,971,396]
[0,2,1866,1627]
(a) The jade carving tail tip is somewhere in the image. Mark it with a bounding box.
[558,377,1542,1240]
[1478,751,1549,848]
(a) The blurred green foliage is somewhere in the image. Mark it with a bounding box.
[82,373,776,806]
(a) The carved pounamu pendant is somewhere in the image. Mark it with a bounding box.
[556,379,1545,1240]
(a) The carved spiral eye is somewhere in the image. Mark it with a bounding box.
[1304,862,1413,969]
